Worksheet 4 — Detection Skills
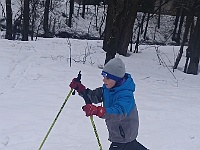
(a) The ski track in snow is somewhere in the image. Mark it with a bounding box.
[1,42,37,95]
[0,137,9,148]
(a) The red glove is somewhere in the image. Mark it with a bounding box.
[82,104,105,118]
[69,78,86,93]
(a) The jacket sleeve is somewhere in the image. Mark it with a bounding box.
[80,87,103,104]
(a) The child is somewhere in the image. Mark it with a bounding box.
[70,57,148,150]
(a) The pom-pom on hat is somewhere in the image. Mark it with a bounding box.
[102,57,126,81]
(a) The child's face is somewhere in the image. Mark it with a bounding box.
[103,77,116,89]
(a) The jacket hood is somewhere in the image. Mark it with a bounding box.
[103,73,135,93]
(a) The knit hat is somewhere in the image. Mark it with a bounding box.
[102,57,126,81]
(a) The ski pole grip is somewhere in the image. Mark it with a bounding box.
[72,71,82,95]
[75,71,81,82]
[77,71,81,82]
[73,71,91,104]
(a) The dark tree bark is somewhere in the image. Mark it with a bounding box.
[184,19,194,73]
[130,30,133,52]
[68,0,74,27]
[186,13,200,75]
[5,0,12,40]
[157,0,162,29]
[65,1,68,24]
[99,5,106,39]
[134,13,146,53]
[103,0,138,64]
[173,2,194,70]
[176,9,186,45]
[30,0,39,40]
[143,13,150,40]
[22,0,30,41]
[82,0,86,19]
[43,0,50,37]
[172,7,181,43]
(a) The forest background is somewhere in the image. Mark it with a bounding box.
[0,0,200,75]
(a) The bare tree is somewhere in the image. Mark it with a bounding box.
[82,0,86,18]
[172,7,181,43]
[186,13,200,75]
[68,0,74,27]
[22,0,30,41]
[30,0,39,40]
[157,0,162,29]
[173,0,195,70]
[5,0,12,40]
[103,0,138,64]
[43,0,50,37]
[176,9,185,45]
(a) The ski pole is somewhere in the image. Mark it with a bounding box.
[38,89,73,150]
[89,116,103,150]
[75,72,102,150]
[38,72,81,150]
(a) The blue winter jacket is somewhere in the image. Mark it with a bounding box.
[83,73,139,143]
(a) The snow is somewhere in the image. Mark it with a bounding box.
[0,38,200,150]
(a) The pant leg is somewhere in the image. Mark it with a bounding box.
[109,140,148,150]
[128,140,148,150]
[109,142,126,150]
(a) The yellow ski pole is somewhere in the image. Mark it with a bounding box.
[74,71,103,149]
[89,116,103,150]
[38,89,73,150]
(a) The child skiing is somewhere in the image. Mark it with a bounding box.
[69,57,148,150]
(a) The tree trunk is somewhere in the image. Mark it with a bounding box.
[173,5,194,69]
[134,13,146,53]
[43,0,50,37]
[143,13,150,40]
[186,13,200,75]
[103,0,138,64]
[68,0,74,27]
[30,0,38,40]
[172,7,181,43]
[5,0,12,40]
[184,19,194,73]
[82,0,86,19]
[187,57,199,75]
[176,9,185,45]
[157,0,162,29]
[22,0,30,41]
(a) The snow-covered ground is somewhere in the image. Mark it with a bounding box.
[0,38,200,150]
